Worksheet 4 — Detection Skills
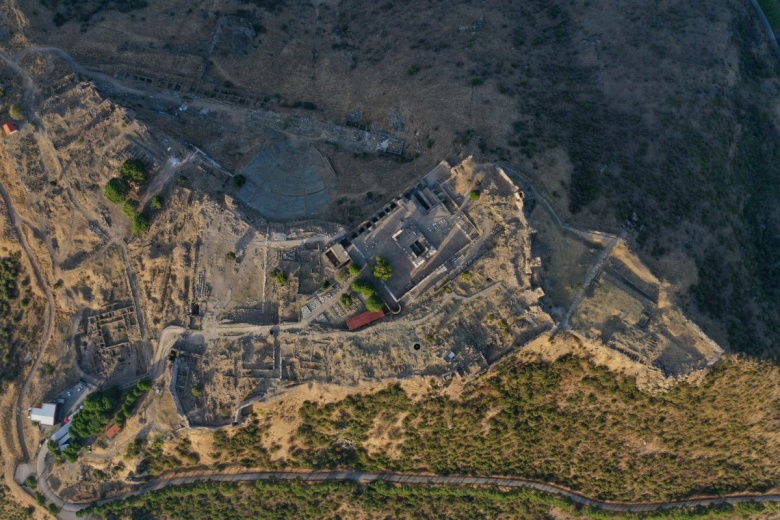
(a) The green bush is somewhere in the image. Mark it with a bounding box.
[233,174,246,187]
[120,159,148,184]
[122,199,140,217]
[104,178,131,204]
[177,175,188,186]
[469,189,481,201]
[130,213,150,235]
[8,103,23,121]
[372,256,393,281]
[150,194,164,210]
[274,270,288,286]
[339,293,353,308]
[351,279,375,296]
[365,294,384,312]
[226,251,237,262]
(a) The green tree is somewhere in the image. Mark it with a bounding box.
[8,103,24,121]
[233,174,246,187]
[43,363,54,376]
[104,178,131,204]
[122,199,140,217]
[24,475,36,489]
[130,213,150,235]
[365,294,384,312]
[469,189,481,201]
[226,251,237,262]
[351,279,375,296]
[339,293,353,308]
[120,159,148,184]
[372,256,393,281]
[150,194,164,210]
[348,263,362,277]
[177,175,188,186]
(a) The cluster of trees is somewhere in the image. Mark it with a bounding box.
[134,435,201,477]
[351,279,384,312]
[213,419,273,469]
[0,253,33,381]
[103,159,160,235]
[57,387,121,461]
[0,256,20,303]
[231,355,780,503]
[115,379,151,427]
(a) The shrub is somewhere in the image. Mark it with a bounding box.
[469,189,481,201]
[122,199,140,217]
[9,103,24,121]
[104,178,131,204]
[372,256,393,281]
[43,363,54,376]
[24,475,36,489]
[120,159,148,184]
[177,175,188,186]
[339,293,353,308]
[130,213,150,235]
[365,294,384,312]
[233,174,246,187]
[274,270,288,286]
[226,251,237,262]
[150,194,164,210]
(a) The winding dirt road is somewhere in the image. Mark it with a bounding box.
[37,466,780,517]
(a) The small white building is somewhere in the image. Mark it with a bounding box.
[29,403,57,426]
[51,422,70,443]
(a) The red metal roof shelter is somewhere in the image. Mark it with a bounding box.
[346,309,385,331]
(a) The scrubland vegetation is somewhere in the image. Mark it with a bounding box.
[0,484,32,520]
[215,353,780,502]
[0,253,44,383]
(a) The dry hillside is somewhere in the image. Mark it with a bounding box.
[8,0,778,358]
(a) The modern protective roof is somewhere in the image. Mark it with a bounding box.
[346,310,385,331]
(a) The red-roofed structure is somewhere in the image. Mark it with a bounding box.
[104,423,122,440]
[346,309,385,331]
[3,122,17,136]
